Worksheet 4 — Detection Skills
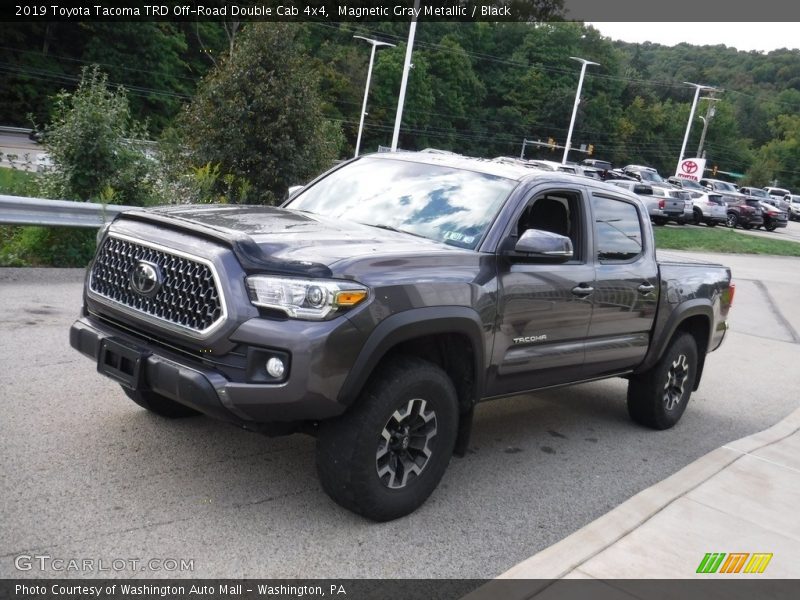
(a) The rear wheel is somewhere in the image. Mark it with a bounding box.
[316,356,459,521]
[726,213,738,228]
[653,217,668,226]
[765,222,777,232]
[627,333,698,430]
[122,387,201,418]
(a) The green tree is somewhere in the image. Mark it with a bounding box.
[38,65,155,206]
[168,23,343,205]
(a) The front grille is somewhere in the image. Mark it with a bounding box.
[89,235,224,334]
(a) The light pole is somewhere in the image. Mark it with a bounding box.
[353,36,395,158]
[678,82,715,167]
[391,0,420,152]
[562,57,599,165]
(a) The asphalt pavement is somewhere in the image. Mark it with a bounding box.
[1,252,798,579]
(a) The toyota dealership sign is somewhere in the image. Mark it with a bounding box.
[675,158,706,182]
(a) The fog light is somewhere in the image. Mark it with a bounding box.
[266,357,285,379]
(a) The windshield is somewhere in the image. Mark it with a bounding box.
[286,158,517,250]
[638,170,664,183]
[712,181,737,193]
[747,188,769,198]
[679,178,704,191]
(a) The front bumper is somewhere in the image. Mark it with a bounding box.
[70,315,362,426]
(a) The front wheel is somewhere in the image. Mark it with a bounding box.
[726,213,738,228]
[627,333,698,430]
[316,356,459,521]
[707,220,717,227]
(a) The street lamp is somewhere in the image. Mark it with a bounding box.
[391,0,420,152]
[677,82,715,168]
[353,36,396,158]
[562,57,599,165]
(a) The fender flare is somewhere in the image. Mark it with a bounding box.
[337,306,486,407]
[636,299,714,376]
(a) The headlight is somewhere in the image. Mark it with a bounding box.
[245,276,368,320]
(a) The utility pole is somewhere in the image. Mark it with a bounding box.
[696,95,721,159]
[562,57,599,165]
[678,82,716,168]
[353,36,395,158]
[391,0,420,152]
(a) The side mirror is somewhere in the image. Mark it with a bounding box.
[514,229,573,260]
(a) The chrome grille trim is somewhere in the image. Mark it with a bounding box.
[88,233,228,339]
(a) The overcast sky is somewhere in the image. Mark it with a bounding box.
[588,23,800,53]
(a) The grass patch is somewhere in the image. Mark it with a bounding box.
[0,168,39,195]
[654,226,800,257]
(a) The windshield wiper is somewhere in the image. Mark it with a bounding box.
[360,223,428,239]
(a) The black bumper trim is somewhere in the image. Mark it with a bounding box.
[70,318,347,425]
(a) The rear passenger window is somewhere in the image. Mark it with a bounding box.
[592,196,643,262]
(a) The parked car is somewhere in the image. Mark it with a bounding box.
[764,186,791,204]
[69,153,734,521]
[690,193,727,227]
[581,159,613,172]
[699,178,745,204]
[667,177,705,198]
[741,187,790,213]
[609,181,690,225]
[699,178,764,229]
[786,195,800,221]
[757,201,789,231]
[623,165,667,184]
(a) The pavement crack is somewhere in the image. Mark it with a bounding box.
[752,279,800,343]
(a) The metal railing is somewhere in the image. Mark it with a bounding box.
[0,195,135,228]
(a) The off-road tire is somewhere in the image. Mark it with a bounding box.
[627,333,698,430]
[316,356,459,521]
[122,387,201,418]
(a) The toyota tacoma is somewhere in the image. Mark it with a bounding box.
[70,153,734,521]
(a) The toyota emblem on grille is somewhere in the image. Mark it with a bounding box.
[129,261,162,297]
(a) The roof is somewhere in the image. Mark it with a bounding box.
[363,151,637,195]
[366,151,538,181]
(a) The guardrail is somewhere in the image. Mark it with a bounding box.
[0,195,135,228]
[0,125,34,135]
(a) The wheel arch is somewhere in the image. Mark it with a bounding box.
[338,307,486,455]
[338,307,485,409]
[636,301,713,390]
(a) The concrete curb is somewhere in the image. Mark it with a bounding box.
[495,405,800,581]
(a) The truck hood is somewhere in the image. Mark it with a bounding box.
[115,204,461,276]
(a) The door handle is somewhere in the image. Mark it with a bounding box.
[638,283,656,295]
[571,284,594,297]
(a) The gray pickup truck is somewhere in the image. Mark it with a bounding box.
[70,153,734,521]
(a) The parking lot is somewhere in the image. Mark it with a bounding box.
[2,252,799,579]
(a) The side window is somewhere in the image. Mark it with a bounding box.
[592,195,643,263]
[515,191,582,261]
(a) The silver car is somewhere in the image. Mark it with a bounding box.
[786,195,800,221]
[691,193,727,227]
